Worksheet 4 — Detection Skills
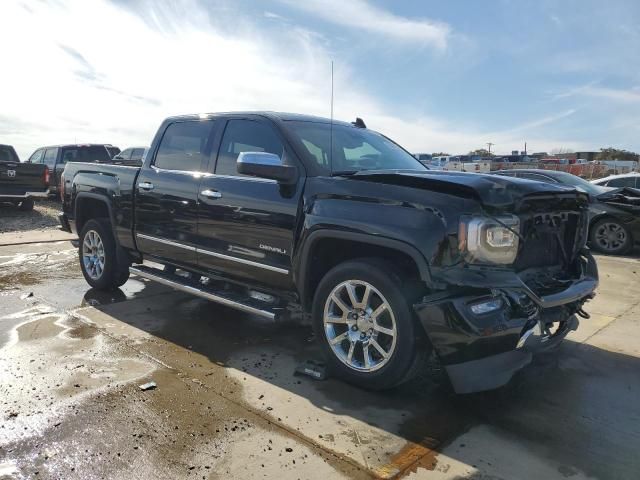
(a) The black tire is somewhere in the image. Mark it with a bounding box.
[589,218,632,255]
[312,258,428,390]
[18,198,34,211]
[79,218,130,290]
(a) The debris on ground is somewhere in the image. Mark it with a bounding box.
[294,360,327,381]
[20,292,34,300]
[138,381,157,391]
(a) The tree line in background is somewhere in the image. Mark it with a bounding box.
[430,148,639,161]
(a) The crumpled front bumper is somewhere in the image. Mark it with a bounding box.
[414,251,598,394]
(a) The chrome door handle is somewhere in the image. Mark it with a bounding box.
[201,189,222,199]
[138,182,154,190]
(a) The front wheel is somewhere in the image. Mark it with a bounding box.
[79,218,130,290]
[312,259,426,390]
[589,218,632,255]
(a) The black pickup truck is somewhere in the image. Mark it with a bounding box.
[60,112,598,393]
[0,144,50,211]
[25,144,115,195]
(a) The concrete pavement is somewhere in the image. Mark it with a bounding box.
[1,233,639,479]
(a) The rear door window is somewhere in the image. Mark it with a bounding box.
[154,121,215,172]
[606,177,637,188]
[28,149,45,164]
[117,149,133,160]
[131,148,146,161]
[215,120,284,176]
[43,148,58,168]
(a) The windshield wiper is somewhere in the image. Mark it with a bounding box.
[331,170,359,176]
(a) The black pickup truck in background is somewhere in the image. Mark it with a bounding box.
[25,144,115,195]
[60,112,598,393]
[0,144,50,211]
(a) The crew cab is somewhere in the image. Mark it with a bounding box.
[0,144,50,211]
[60,112,598,393]
[25,144,115,195]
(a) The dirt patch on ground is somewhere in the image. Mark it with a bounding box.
[0,199,61,233]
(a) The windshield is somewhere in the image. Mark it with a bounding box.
[285,121,426,175]
[550,171,610,196]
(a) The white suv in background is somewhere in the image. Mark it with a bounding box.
[591,172,640,188]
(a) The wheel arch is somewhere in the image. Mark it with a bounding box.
[296,230,432,312]
[75,193,117,240]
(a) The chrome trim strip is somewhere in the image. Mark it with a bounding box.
[135,233,288,274]
[136,233,196,251]
[197,247,289,274]
[129,266,275,319]
[212,174,277,184]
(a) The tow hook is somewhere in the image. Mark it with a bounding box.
[576,308,590,319]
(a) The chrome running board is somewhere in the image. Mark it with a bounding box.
[130,265,280,320]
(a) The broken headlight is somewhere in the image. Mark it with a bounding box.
[458,215,520,265]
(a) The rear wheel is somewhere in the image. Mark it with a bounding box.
[589,218,632,255]
[312,259,427,390]
[18,198,34,211]
[79,218,130,290]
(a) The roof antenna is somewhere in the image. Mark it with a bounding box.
[329,60,334,176]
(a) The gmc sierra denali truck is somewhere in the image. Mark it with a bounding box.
[60,112,598,393]
[0,144,50,211]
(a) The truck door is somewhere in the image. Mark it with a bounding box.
[196,118,303,290]
[134,119,217,267]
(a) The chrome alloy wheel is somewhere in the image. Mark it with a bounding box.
[594,222,627,252]
[82,230,106,280]
[323,280,397,372]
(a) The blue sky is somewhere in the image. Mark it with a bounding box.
[1,0,639,159]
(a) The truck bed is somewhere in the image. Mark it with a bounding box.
[62,162,141,248]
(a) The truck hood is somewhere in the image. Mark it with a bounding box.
[349,170,584,209]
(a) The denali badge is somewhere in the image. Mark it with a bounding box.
[7,170,16,178]
[259,244,286,255]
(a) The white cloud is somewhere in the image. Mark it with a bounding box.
[278,0,451,50]
[0,0,582,160]
[554,82,640,102]
[580,86,640,103]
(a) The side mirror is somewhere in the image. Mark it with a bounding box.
[237,152,297,184]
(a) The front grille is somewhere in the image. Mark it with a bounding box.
[514,211,582,271]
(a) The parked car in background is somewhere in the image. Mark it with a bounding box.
[591,172,640,188]
[425,157,448,170]
[493,169,640,255]
[105,145,121,159]
[413,153,432,164]
[0,144,50,211]
[111,147,148,166]
[446,158,491,173]
[541,158,570,165]
[25,144,113,195]
[60,111,597,393]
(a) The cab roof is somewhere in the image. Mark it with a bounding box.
[164,111,355,128]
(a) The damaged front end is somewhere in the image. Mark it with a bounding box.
[416,192,598,394]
